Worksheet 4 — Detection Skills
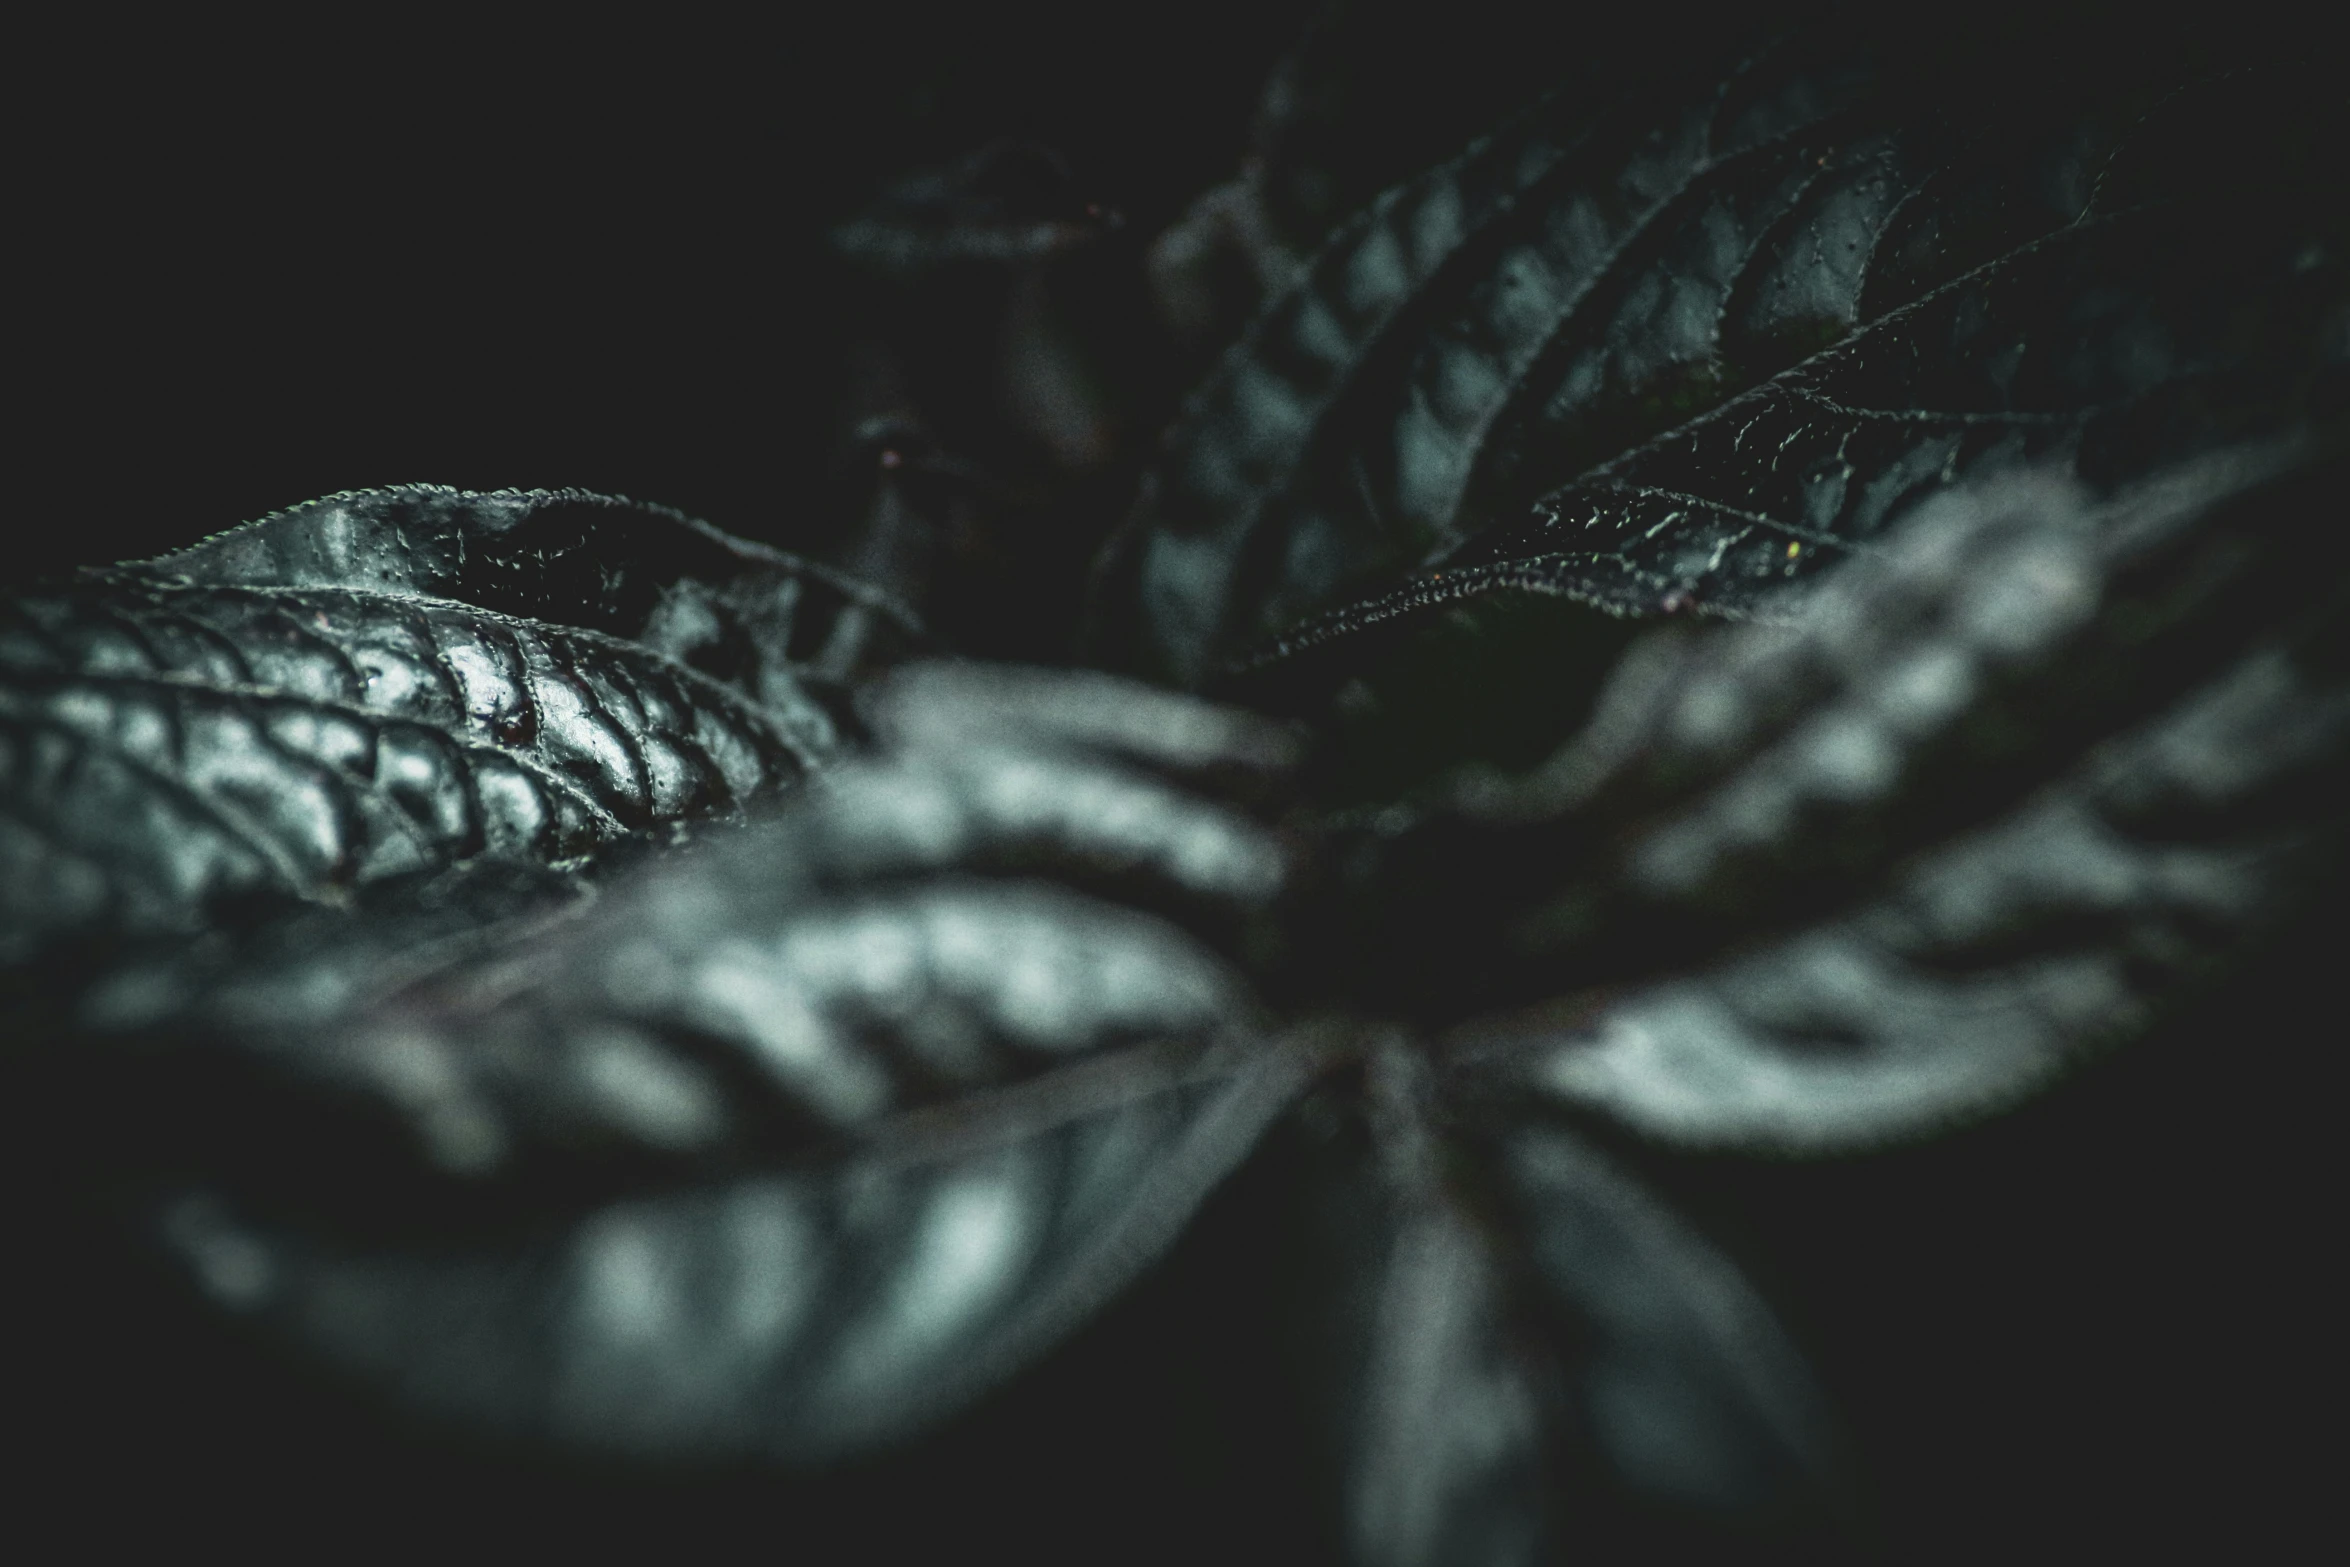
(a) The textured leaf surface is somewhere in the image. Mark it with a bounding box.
[96,665,1296,1188]
[73,665,1310,1457]
[1,489,879,970]
[9,11,2341,1556]
[139,485,923,697]
[1094,36,2343,691]
[1144,0,1587,355]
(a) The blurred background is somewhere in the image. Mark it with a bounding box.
[8,4,2325,1556]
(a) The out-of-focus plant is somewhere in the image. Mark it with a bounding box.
[4,5,2340,1559]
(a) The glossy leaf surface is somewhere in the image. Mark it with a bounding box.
[5,10,2340,1559]
[1,489,879,976]
[92,664,1297,1187]
[1289,1053,1842,1566]
[59,663,1310,1459]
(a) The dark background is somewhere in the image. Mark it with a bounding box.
[10,6,1302,585]
[9,4,2326,1557]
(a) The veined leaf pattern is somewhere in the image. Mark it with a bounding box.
[63,665,1310,1458]
[1094,31,2342,690]
[1,489,882,967]
[88,665,1295,1187]
[7,11,2341,1558]
[140,485,924,699]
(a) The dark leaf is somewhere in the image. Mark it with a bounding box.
[1494,1124,1843,1522]
[131,484,925,698]
[1290,1049,1843,1564]
[71,665,1314,1457]
[832,140,1119,281]
[1420,443,2350,1148]
[1144,0,1585,356]
[1319,1138,1554,1566]
[155,1035,1313,1460]
[1435,198,2338,621]
[1,489,898,979]
[11,10,2341,1555]
[1092,35,2343,716]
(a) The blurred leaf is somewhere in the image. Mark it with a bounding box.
[1496,1124,1843,1518]
[62,663,1313,1457]
[1426,443,2350,1148]
[95,663,1298,1190]
[6,10,2342,1557]
[1288,1050,1844,1564]
[155,1035,1313,1460]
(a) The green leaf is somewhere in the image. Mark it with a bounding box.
[1092,37,2343,781]
[1,489,904,972]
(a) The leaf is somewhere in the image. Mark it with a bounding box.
[1145,0,1598,355]
[1091,35,2343,710]
[1483,649,2347,1150]
[1321,1153,1554,1567]
[1432,198,2338,621]
[74,664,1315,1457]
[1429,443,2350,1149]
[1494,1125,1843,1521]
[832,140,1117,281]
[13,15,2341,1553]
[2,488,895,971]
[154,1037,1313,1460]
[1235,0,1619,267]
[1289,1049,1843,1564]
[132,485,924,698]
[79,662,1299,1173]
